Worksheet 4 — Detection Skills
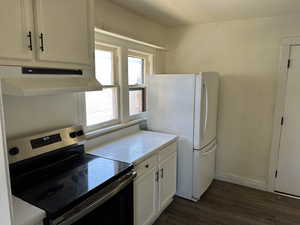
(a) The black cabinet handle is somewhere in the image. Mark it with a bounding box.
[27,31,33,51]
[161,168,164,179]
[156,171,159,182]
[39,33,44,52]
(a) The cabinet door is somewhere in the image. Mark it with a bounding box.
[134,167,158,225]
[159,152,177,212]
[0,0,33,61]
[34,0,91,65]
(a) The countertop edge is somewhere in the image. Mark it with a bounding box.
[132,137,178,165]
[13,196,46,225]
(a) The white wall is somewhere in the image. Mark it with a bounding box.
[3,94,80,139]
[94,0,167,47]
[165,14,300,190]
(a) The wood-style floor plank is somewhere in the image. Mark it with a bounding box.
[154,180,300,225]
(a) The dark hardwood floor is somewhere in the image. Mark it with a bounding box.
[154,180,300,225]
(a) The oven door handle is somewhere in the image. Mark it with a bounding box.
[49,170,137,225]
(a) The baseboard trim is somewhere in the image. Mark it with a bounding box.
[215,172,267,191]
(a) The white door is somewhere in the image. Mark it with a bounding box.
[34,0,91,65]
[276,45,300,196]
[134,167,158,225]
[194,73,219,149]
[0,0,34,61]
[193,142,216,200]
[158,153,177,212]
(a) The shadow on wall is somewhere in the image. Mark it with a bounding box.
[3,94,79,139]
[216,72,276,181]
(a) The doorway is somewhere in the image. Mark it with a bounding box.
[272,44,300,197]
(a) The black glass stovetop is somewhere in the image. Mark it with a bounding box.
[9,145,132,219]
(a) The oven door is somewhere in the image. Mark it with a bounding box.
[48,170,136,225]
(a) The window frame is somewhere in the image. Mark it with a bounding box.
[80,31,158,133]
[84,44,121,131]
[128,50,152,119]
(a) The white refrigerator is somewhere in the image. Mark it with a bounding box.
[148,72,219,201]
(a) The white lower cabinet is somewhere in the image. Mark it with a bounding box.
[134,142,177,225]
[158,152,177,212]
[134,166,158,225]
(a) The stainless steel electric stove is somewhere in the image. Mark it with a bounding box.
[8,126,136,225]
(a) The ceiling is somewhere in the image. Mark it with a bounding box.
[109,0,300,26]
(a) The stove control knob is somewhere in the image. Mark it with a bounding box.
[9,147,19,156]
[69,132,77,138]
[76,130,84,137]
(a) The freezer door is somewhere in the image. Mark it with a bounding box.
[192,141,216,200]
[194,72,219,149]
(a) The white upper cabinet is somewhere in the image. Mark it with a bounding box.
[0,0,93,68]
[0,0,34,61]
[34,0,91,65]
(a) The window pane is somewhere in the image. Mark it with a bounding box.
[129,89,144,115]
[95,50,113,85]
[128,57,144,85]
[85,88,118,126]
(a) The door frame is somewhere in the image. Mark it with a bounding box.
[268,37,300,192]
[0,81,14,225]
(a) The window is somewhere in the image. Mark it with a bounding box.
[83,32,155,131]
[129,88,146,115]
[128,57,144,85]
[85,46,119,127]
[128,54,147,116]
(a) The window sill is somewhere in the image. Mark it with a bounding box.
[129,111,147,120]
[85,118,146,140]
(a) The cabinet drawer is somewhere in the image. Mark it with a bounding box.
[159,142,177,162]
[135,154,158,178]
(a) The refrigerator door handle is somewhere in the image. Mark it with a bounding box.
[201,83,205,139]
[203,81,209,135]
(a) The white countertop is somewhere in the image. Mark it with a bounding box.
[13,196,46,225]
[88,131,178,164]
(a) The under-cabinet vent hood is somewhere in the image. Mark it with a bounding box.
[0,66,102,96]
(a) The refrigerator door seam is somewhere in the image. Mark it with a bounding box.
[194,138,216,151]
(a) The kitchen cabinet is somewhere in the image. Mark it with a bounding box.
[134,166,158,225]
[87,130,178,225]
[34,0,91,65]
[158,152,177,212]
[134,142,177,225]
[0,0,93,68]
[0,0,34,61]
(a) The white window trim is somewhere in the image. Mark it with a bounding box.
[84,44,121,132]
[78,31,157,134]
[128,50,153,120]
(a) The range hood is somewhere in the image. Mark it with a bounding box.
[0,66,102,96]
